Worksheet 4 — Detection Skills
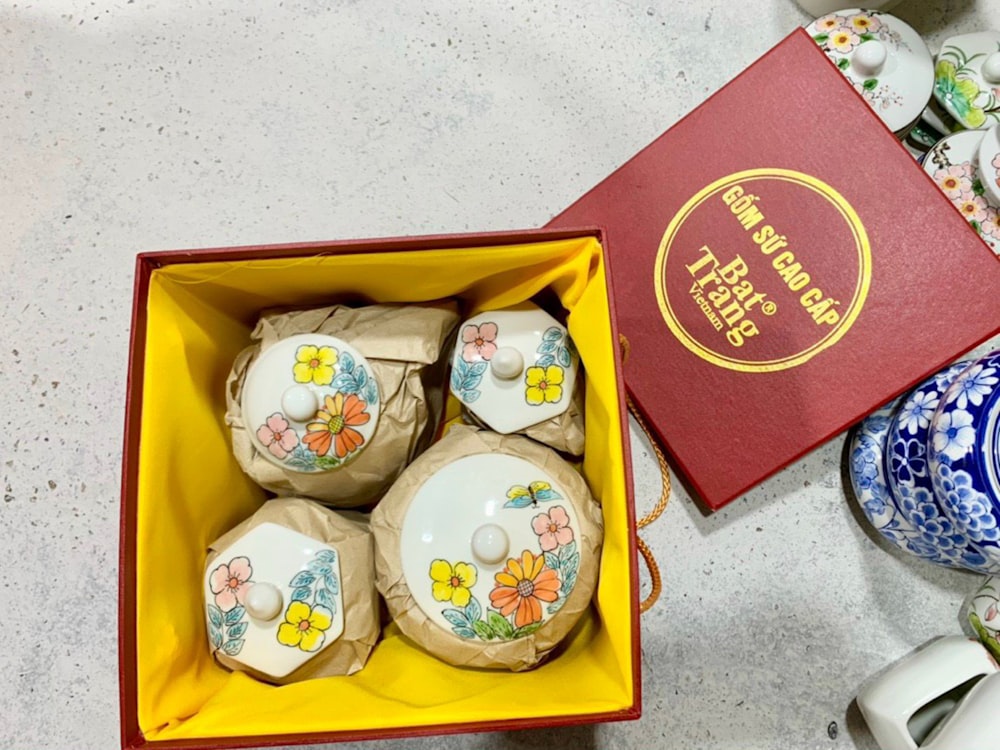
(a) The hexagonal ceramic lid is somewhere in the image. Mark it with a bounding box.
[934,31,1000,130]
[450,303,578,434]
[399,453,583,642]
[241,334,381,473]
[805,9,933,134]
[204,523,344,679]
[922,129,1000,255]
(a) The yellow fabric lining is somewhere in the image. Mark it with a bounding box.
[134,236,633,741]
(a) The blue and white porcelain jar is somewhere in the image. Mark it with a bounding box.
[928,351,1000,571]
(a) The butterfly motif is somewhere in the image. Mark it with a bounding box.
[504,481,563,509]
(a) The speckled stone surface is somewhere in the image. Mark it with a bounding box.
[2,1,999,748]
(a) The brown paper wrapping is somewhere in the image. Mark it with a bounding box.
[206,497,379,683]
[226,302,460,507]
[371,426,603,671]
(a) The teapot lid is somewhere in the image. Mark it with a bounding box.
[241,333,381,473]
[204,523,345,679]
[399,452,585,642]
[805,9,933,135]
[922,129,1000,254]
[933,31,1000,131]
[450,303,578,434]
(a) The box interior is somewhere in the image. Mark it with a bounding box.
[131,235,634,742]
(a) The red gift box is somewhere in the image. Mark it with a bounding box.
[549,29,1000,510]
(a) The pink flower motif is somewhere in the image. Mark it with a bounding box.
[531,506,574,552]
[828,29,860,54]
[934,165,974,200]
[461,322,498,362]
[981,208,1000,241]
[957,194,989,224]
[256,412,298,459]
[209,557,252,611]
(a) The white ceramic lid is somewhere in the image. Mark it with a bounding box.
[399,453,583,641]
[204,522,345,679]
[933,31,1000,130]
[806,9,933,134]
[922,129,1000,255]
[241,333,381,473]
[450,303,578,434]
[979,123,1000,207]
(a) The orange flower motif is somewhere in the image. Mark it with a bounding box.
[489,550,561,628]
[303,392,370,458]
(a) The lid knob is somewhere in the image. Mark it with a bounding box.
[983,52,1000,85]
[490,347,525,380]
[471,523,510,565]
[244,582,283,621]
[281,385,319,422]
[852,40,887,77]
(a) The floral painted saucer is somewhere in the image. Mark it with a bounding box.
[922,130,1000,255]
[979,123,1000,208]
[933,31,1000,130]
[806,9,933,136]
[969,575,1000,661]
[850,398,954,566]
[929,351,1000,570]
[241,333,381,473]
[886,362,996,573]
[204,522,345,681]
[450,303,578,434]
[371,427,602,671]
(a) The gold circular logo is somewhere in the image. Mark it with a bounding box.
[653,168,870,372]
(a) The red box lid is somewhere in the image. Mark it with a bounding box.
[548,29,1000,510]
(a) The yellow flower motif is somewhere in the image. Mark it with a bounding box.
[293,345,338,386]
[276,601,332,652]
[430,559,477,607]
[524,365,564,405]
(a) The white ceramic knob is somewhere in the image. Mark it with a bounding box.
[281,385,319,422]
[490,347,524,380]
[244,581,283,621]
[853,40,888,77]
[984,52,1000,85]
[471,523,510,565]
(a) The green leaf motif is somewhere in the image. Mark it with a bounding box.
[291,586,311,602]
[512,622,544,639]
[442,609,471,628]
[316,586,336,613]
[211,629,223,649]
[837,57,850,70]
[488,612,514,639]
[812,33,829,44]
[221,639,245,656]
[314,455,342,471]
[453,626,476,639]
[207,604,223,629]
[324,573,339,595]
[862,78,878,91]
[543,327,563,343]
[290,571,316,588]
[974,179,985,196]
[339,352,355,374]
[543,551,560,571]
[227,621,248,640]
[465,596,482,624]
[557,346,572,368]
[536,353,555,367]
[316,550,336,564]
[472,620,495,640]
[559,540,578,562]
[224,605,245,625]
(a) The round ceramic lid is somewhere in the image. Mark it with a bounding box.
[241,334,381,473]
[922,129,1000,255]
[979,123,1000,207]
[450,303,578,434]
[933,31,1000,130]
[806,9,933,134]
[399,453,584,641]
[204,523,345,679]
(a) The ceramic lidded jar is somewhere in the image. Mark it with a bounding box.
[805,9,933,137]
[928,350,1000,572]
[933,31,1000,131]
[450,302,584,455]
[203,498,380,683]
[241,333,382,474]
[371,426,602,671]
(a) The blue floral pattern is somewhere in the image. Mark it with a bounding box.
[894,389,939,436]
[932,464,999,543]
[947,363,998,410]
[930,408,977,463]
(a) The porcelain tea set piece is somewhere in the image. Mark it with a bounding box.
[849,356,1000,573]
[857,635,1000,750]
[927,350,1000,570]
[204,522,346,681]
[968,575,1000,661]
[805,9,934,137]
[241,333,381,473]
[932,31,1000,131]
[450,303,579,435]
[371,427,602,671]
[979,123,1000,207]
[922,129,1000,255]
